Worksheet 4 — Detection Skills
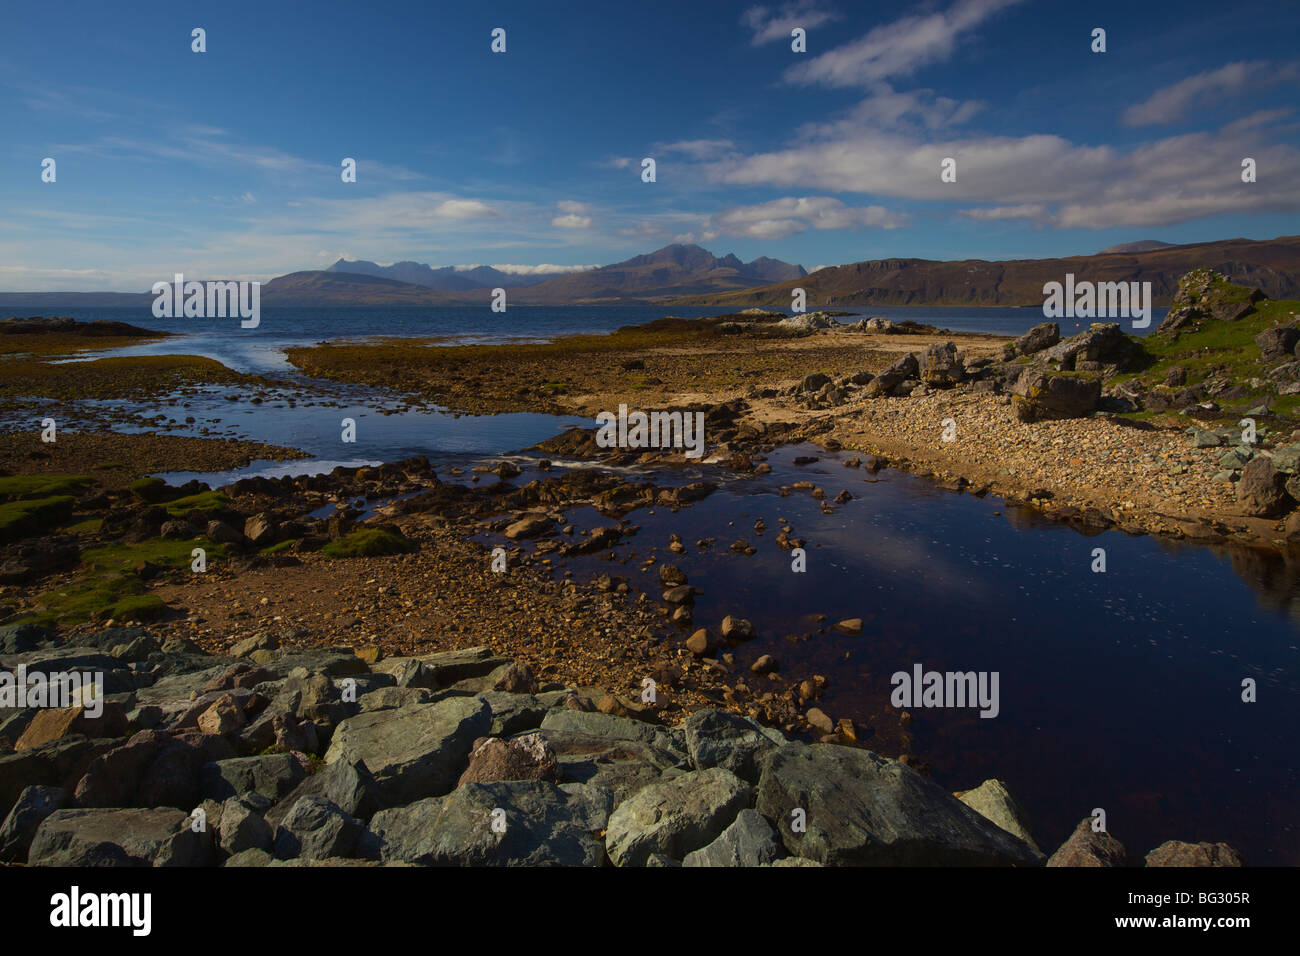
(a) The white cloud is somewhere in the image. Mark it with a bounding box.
[1123,61,1298,127]
[705,116,1300,229]
[742,1,840,46]
[782,0,1027,88]
[552,213,593,229]
[710,196,906,239]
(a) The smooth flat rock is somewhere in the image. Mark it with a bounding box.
[324,697,490,803]
[755,743,1041,866]
[29,807,213,866]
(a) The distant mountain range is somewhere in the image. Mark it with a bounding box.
[254,245,808,306]
[3,238,1298,310]
[325,258,563,291]
[671,236,1300,308]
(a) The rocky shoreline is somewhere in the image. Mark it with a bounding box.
[0,627,1243,867]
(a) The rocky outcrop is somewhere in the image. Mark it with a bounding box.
[3,627,1243,869]
[919,341,964,387]
[865,353,920,398]
[1011,370,1102,422]
[755,744,1042,866]
[1158,268,1266,336]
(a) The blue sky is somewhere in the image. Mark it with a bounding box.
[1,0,1297,290]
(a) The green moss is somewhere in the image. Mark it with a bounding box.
[0,495,76,543]
[106,593,166,622]
[0,474,93,500]
[20,536,220,627]
[322,527,416,558]
[1110,296,1300,424]
[260,538,298,555]
[28,574,151,626]
[164,491,229,516]
[66,517,103,534]
[81,537,225,573]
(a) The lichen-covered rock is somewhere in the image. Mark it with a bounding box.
[1012,370,1101,422]
[919,341,964,387]
[324,697,491,803]
[367,781,611,866]
[605,767,751,866]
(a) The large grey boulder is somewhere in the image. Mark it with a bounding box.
[200,753,306,803]
[684,709,784,783]
[1013,322,1059,356]
[272,796,361,860]
[218,796,273,856]
[1011,369,1101,422]
[864,353,919,397]
[0,785,64,862]
[919,341,964,387]
[1256,326,1299,362]
[29,808,213,866]
[682,808,782,867]
[324,697,490,803]
[1236,456,1292,517]
[1043,322,1126,370]
[605,767,751,866]
[368,781,612,866]
[755,744,1041,866]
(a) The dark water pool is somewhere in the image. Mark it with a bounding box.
[488,444,1300,865]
